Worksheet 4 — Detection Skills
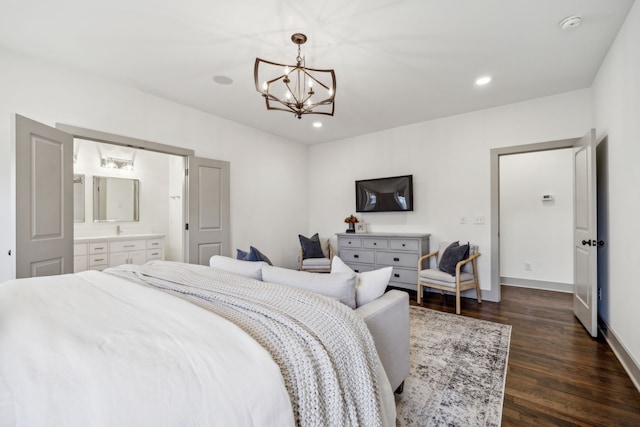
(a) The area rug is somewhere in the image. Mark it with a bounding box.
[395,306,512,426]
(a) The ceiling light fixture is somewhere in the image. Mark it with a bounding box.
[254,33,336,119]
[312,122,323,128]
[475,76,492,86]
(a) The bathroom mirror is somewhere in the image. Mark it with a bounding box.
[93,176,139,222]
[73,174,85,222]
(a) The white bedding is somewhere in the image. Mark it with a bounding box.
[0,270,295,426]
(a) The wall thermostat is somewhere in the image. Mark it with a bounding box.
[541,194,554,201]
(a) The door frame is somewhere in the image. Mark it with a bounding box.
[489,137,581,303]
[55,123,196,262]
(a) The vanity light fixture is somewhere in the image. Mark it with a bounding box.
[100,157,134,171]
[254,33,336,119]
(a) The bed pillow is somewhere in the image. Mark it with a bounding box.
[262,266,357,308]
[298,233,325,259]
[209,255,269,280]
[236,248,248,260]
[331,256,392,307]
[438,241,470,276]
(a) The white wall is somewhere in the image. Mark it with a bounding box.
[0,47,309,281]
[309,89,592,301]
[499,149,573,285]
[592,0,640,376]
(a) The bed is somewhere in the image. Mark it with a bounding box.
[0,260,405,426]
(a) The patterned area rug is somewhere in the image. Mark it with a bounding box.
[396,306,512,426]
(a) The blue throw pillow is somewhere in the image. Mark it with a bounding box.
[298,233,325,259]
[245,246,273,265]
[236,248,249,260]
[438,241,470,276]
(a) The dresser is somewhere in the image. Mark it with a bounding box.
[74,234,165,272]
[336,232,430,291]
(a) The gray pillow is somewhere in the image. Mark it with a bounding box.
[438,242,469,276]
[262,265,357,308]
[299,233,325,259]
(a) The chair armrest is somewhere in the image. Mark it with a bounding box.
[328,244,334,261]
[455,252,481,275]
[418,250,439,270]
[356,290,409,391]
[298,248,304,270]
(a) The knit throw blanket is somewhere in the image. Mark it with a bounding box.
[105,261,384,427]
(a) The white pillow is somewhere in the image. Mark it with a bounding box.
[209,255,268,281]
[331,256,392,307]
[261,265,356,308]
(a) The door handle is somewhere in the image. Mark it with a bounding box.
[581,239,605,247]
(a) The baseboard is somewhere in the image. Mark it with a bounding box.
[598,316,640,393]
[501,277,572,293]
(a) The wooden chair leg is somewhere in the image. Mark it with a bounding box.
[455,292,461,315]
[417,283,422,304]
[476,284,482,304]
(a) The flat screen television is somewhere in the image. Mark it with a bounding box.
[355,175,413,212]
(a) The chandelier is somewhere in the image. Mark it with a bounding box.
[254,33,336,119]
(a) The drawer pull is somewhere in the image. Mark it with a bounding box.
[353,254,359,259]
[373,242,377,245]
[354,269,360,273]
[124,245,135,248]
[393,257,400,262]
[394,273,400,278]
[348,241,353,245]
[94,258,104,262]
[151,252,159,256]
[402,243,406,247]
[95,247,104,250]
[151,243,159,246]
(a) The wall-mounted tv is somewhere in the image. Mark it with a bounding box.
[355,175,413,212]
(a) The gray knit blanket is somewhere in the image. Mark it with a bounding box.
[105,261,384,427]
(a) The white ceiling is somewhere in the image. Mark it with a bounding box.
[0,0,635,144]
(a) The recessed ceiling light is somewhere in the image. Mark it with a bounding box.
[475,76,492,86]
[312,122,323,128]
[559,15,582,31]
[213,75,233,85]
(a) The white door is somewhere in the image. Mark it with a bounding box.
[573,129,598,337]
[14,115,74,278]
[187,157,230,265]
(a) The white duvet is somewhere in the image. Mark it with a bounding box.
[0,271,295,426]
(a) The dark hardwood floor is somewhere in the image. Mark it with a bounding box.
[410,285,640,426]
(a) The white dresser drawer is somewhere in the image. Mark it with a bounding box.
[147,248,163,260]
[390,267,417,285]
[89,254,108,268]
[340,249,375,264]
[338,237,362,248]
[147,239,164,250]
[363,238,388,250]
[74,255,88,273]
[346,263,377,274]
[89,242,108,254]
[376,251,419,269]
[110,240,146,252]
[389,239,420,251]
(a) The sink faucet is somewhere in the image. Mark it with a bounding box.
[116,225,122,235]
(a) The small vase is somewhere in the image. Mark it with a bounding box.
[346,222,356,233]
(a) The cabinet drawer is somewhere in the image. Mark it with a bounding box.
[89,242,108,254]
[74,244,88,256]
[338,237,362,248]
[389,239,420,251]
[89,254,108,267]
[345,263,377,274]
[339,249,375,264]
[147,248,163,260]
[147,238,164,249]
[390,267,417,285]
[376,251,419,268]
[74,255,87,273]
[363,238,388,250]
[110,240,146,252]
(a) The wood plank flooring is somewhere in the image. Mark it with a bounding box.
[411,285,640,426]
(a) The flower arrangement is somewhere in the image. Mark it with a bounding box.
[344,214,359,224]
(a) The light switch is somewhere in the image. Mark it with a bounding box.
[459,216,467,224]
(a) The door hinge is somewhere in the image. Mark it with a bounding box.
[185,223,189,231]
[185,168,189,177]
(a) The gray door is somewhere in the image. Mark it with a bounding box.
[187,156,230,265]
[15,115,73,278]
[573,129,598,337]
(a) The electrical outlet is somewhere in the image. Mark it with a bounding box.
[459,216,467,224]
[524,262,532,271]
[474,216,485,225]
